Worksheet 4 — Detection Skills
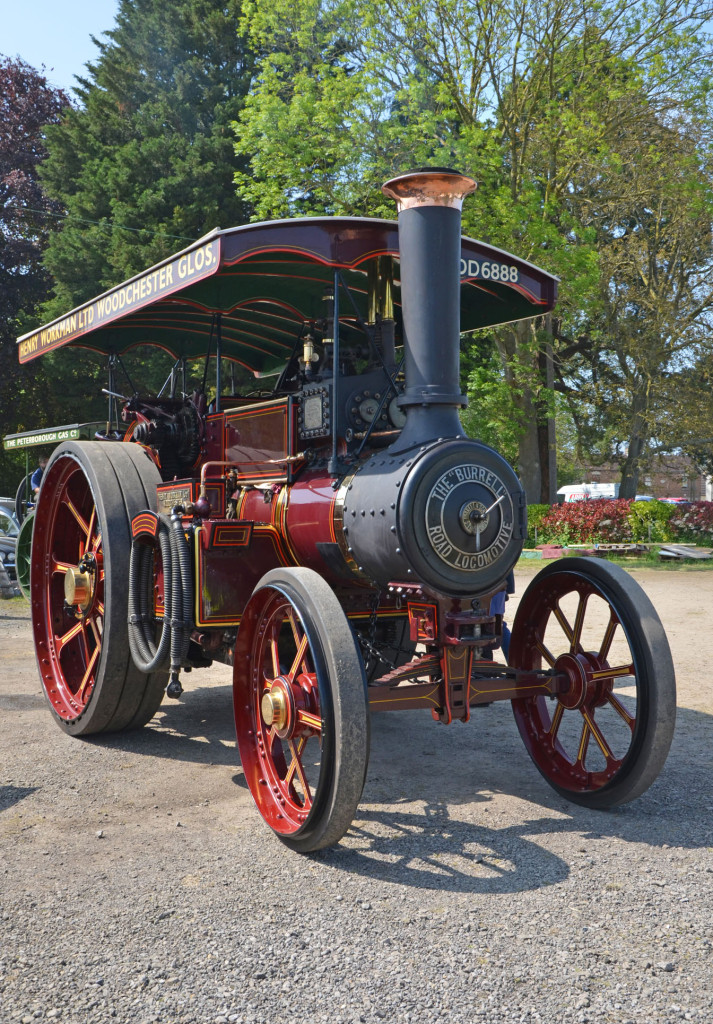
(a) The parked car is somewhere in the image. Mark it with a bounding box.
[0,507,19,580]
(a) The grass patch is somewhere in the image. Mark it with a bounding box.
[517,548,713,571]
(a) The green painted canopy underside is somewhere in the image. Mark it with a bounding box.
[18,218,558,376]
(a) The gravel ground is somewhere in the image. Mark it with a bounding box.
[1,564,712,1024]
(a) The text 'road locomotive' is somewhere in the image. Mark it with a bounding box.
[16,170,675,851]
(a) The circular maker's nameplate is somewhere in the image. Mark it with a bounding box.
[425,464,514,571]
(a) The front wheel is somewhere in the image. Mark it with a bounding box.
[234,568,369,852]
[508,557,676,808]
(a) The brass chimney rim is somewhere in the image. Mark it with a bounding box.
[382,168,477,212]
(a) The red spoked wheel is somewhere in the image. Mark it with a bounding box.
[31,441,167,735]
[234,567,369,852]
[509,557,675,807]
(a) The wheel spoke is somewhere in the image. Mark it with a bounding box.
[598,611,619,661]
[78,646,100,699]
[283,735,303,787]
[64,497,91,539]
[534,637,556,667]
[570,592,588,653]
[88,616,102,648]
[269,636,280,679]
[297,708,322,732]
[589,663,634,682]
[607,692,636,731]
[576,716,592,765]
[581,708,618,765]
[289,633,310,680]
[79,621,93,663]
[552,602,576,648]
[286,607,301,648]
[50,558,76,576]
[286,738,312,808]
[548,700,565,739]
[56,620,85,653]
[86,507,97,548]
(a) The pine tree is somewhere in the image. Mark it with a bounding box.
[41,0,255,313]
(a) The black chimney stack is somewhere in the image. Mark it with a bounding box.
[381,168,477,449]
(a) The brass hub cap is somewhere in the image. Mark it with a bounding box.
[261,680,292,737]
[64,566,94,613]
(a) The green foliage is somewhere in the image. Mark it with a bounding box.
[627,500,676,543]
[233,0,472,219]
[537,499,680,545]
[235,0,713,501]
[0,57,70,494]
[460,333,520,465]
[525,504,551,546]
[41,0,255,313]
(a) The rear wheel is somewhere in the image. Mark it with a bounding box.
[15,510,34,600]
[509,558,676,807]
[15,473,33,523]
[31,441,168,735]
[234,568,369,852]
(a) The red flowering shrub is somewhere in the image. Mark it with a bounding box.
[538,500,633,545]
[535,498,709,546]
[668,502,713,544]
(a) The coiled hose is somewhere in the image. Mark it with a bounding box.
[128,510,193,687]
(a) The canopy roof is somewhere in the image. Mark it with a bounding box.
[18,217,558,375]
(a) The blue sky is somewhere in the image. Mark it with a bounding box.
[1,0,119,93]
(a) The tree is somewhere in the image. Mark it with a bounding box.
[235,0,713,501]
[41,0,256,315]
[233,0,443,219]
[368,0,713,500]
[555,105,713,496]
[0,56,69,493]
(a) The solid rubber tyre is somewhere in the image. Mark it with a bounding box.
[509,557,676,807]
[234,567,370,852]
[31,441,168,735]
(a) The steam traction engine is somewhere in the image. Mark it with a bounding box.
[20,170,675,852]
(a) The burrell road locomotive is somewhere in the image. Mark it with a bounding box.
[17,169,675,852]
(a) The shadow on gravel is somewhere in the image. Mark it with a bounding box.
[84,680,713,891]
[315,807,572,894]
[87,682,238,767]
[0,785,39,810]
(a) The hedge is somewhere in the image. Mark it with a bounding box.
[530,498,691,546]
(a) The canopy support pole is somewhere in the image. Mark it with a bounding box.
[328,272,340,477]
[215,314,223,414]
